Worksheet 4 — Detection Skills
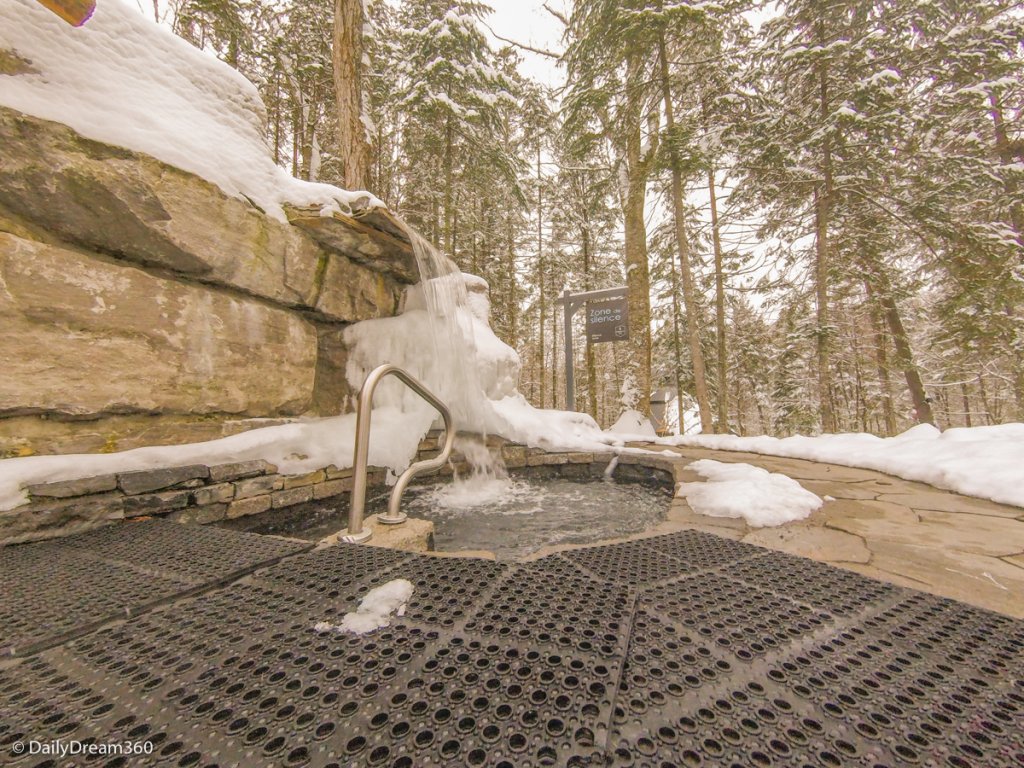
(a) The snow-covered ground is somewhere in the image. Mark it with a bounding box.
[661,423,1024,509]
[0,0,377,219]
[677,460,823,527]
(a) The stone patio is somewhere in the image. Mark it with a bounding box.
[620,445,1024,619]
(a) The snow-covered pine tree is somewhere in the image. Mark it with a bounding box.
[333,0,372,190]
[648,0,752,433]
[394,0,519,258]
[734,0,943,431]
[898,0,1024,420]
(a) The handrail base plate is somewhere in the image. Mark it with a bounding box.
[377,513,409,526]
[338,529,373,544]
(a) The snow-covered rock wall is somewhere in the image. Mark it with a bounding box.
[0,3,416,457]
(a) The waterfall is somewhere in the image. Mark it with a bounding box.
[343,220,520,452]
[401,227,493,432]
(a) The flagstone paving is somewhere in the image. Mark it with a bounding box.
[625,444,1024,619]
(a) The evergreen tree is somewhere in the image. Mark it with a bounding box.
[395,0,519,256]
[564,0,662,416]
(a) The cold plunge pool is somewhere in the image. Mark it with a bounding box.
[222,465,673,560]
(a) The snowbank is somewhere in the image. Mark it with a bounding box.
[0,0,377,220]
[607,409,657,438]
[677,460,823,527]
[663,423,1024,509]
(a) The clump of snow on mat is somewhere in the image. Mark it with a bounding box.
[314,579,414,635]
[663,423,1024,509]
[0,0,377,219]
[677,460,823,528]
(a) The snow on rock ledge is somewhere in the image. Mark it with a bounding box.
[0,0,377,220]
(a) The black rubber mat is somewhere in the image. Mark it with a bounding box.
[1,529,1021,767]
[0,520,311,656]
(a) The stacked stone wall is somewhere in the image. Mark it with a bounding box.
[0,430,677,544]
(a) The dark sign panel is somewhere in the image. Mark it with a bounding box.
[586,297,629,344]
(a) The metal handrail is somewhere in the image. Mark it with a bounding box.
[341,364,455,543]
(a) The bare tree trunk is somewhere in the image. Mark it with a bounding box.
[452,197,459,260]
[621,52,653,415]
[708,164,728,433]
[658,34,712,430]
[301,124,314,181]
[506,217,517,343]
[978,374,992,425]
[870,273,935,426]
[443,116,454,255]
[733,375,745,435]
[668,245,685,434]
[960,382,972,428]
[987,93,1023,419]
[537,147,546,409]
[582,222,598,420]
[849,311,866,432]
[333,0,371,190]
[291,106,301,178]
[272,72,281,165]
[1010,368,1024,423]
[935,388,950,426]
[551,300,559,410]
[814,24,836,433]
[867,285,897,436]
[470,198,479,274]
[750,379,767,434]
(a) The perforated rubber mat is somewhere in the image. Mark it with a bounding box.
[0,520,311,656]
[1,528,1021,767]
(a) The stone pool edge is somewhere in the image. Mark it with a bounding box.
[0,431,678,546]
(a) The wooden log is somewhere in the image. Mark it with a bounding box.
[34,0,96,26]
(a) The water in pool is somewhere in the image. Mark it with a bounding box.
[400,474,670,559]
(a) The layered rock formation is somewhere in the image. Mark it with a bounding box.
[0,106,417,456]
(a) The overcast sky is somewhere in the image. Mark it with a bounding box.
[484,0,567,88]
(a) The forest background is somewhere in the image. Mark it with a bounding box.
[157,0,1022,436]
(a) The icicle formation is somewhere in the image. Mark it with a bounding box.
[343,219,520,438]
[400,225,494,432]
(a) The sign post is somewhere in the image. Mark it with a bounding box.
[556,286,629,411]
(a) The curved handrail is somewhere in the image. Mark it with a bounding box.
[342,364,455,543]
